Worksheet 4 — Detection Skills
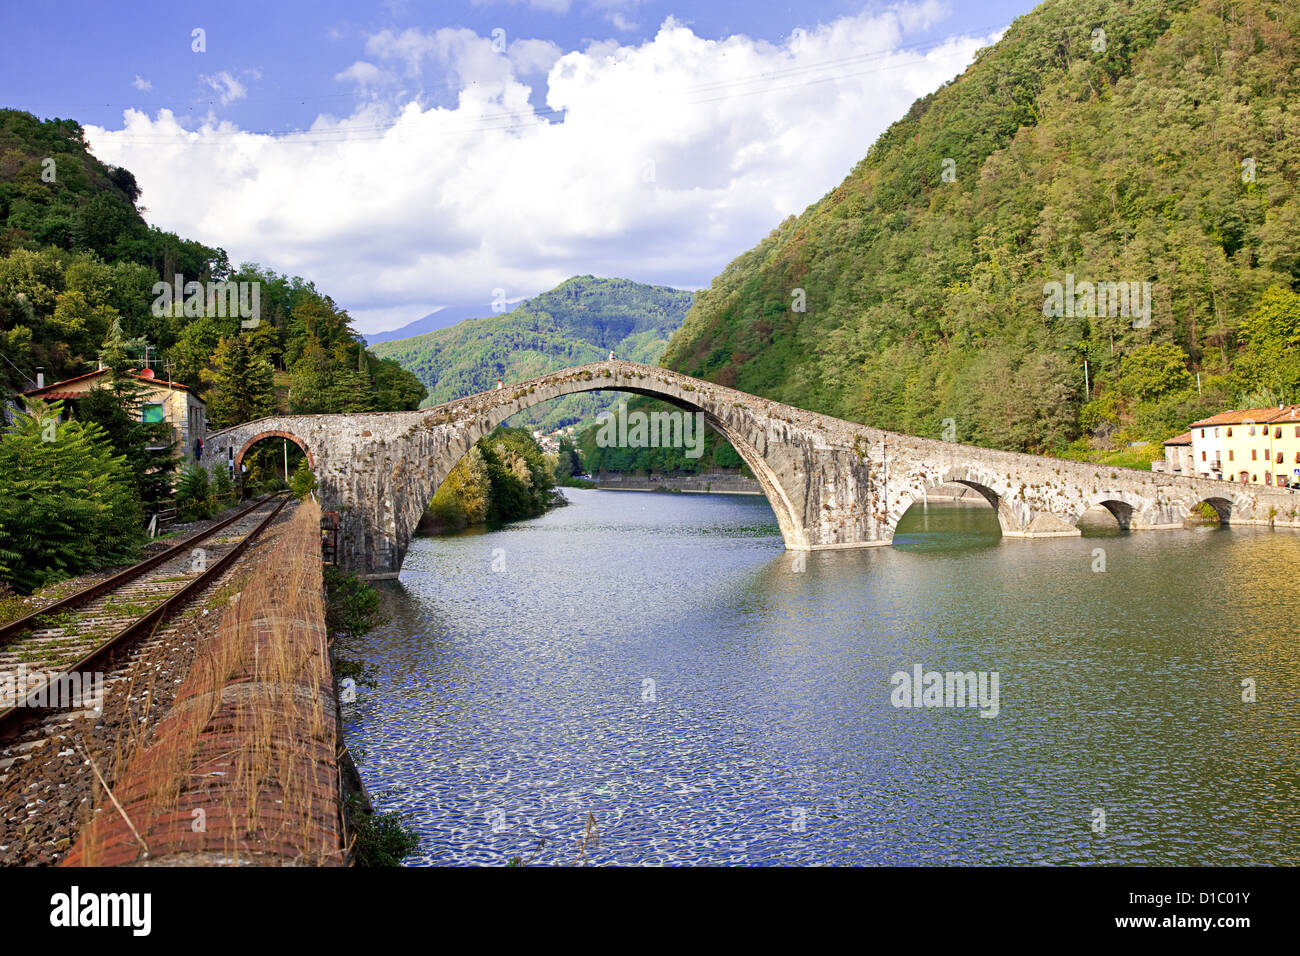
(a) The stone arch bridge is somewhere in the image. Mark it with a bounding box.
[205,361,1300,577]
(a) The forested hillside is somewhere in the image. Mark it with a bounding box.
[372,276,692,431]
[662,0,1300,463]
[0,109,425,422]
[0,108,426,593]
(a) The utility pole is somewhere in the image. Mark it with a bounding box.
[284,439,289,481]
[1084,359,1090,402]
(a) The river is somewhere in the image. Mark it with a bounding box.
[342,488,1300,865]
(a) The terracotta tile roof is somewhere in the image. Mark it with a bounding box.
[1267,405,1300,425]
[17,368,110,395]
[1163,432,1192,445]
[1188,407,1290,428]
[18,368,201,401]
[128,372,192,391]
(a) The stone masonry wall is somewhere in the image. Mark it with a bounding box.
[205,362,1300,575]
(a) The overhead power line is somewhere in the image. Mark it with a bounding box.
[88,24,1008,146]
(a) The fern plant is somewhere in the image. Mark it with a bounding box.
[289,461,317,500]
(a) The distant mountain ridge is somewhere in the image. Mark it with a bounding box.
[363,300,521,345]
[371,276,694,431]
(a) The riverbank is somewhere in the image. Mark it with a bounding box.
[593,473,762,495]
[418,487,568,536]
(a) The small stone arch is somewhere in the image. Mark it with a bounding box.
[1186,496,1233,525]
[234,430,315,474]
[890,466,1025,539]
[1078,493,1139,530]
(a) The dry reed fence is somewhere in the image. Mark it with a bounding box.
[63,499,345,866]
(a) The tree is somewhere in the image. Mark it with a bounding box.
[204,334,276,429]
[171,315,237,385]
[1237,287,1300,353]
[1232,286,1300,402]
[76,387,175,509]
[371,355,427,411]
[481,428,555,522]
[1118,344,1193,404]
[554,438,581,480]
[288,340,333,415]
[290,461,317,500]
[75,318,176,508]
[0,399,140,593]
[428,447,490,529]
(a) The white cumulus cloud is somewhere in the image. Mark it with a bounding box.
[85,5,998,335]
[199,70,258,106]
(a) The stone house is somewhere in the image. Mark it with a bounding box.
[16,367,208,463]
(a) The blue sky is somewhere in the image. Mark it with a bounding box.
[2,0,1040,334]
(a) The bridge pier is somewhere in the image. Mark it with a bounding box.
[1002,512,1082,538]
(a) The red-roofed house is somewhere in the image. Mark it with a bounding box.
[1187,406,1300,487]
[16,367,208,463]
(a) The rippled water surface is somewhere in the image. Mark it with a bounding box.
[343,489,1300,865]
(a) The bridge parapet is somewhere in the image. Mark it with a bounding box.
[205,362,1300,576]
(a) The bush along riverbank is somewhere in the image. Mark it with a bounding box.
[420,426,563,534]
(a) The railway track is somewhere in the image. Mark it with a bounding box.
[0,494,291,736]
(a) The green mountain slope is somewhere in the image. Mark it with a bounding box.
[662,0,1300,459]
[372,276,694,430]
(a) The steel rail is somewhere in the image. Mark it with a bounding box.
[0,494,282,645]
[0,495,292,733]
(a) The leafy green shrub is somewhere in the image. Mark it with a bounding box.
[345,796,420,867]
[324,565,387,640]
[0,400,141,593]
[174,464,215,522]
[211,466,234,503]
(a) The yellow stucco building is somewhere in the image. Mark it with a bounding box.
[1194,405,1300,488]
[1265,405,1300,489]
